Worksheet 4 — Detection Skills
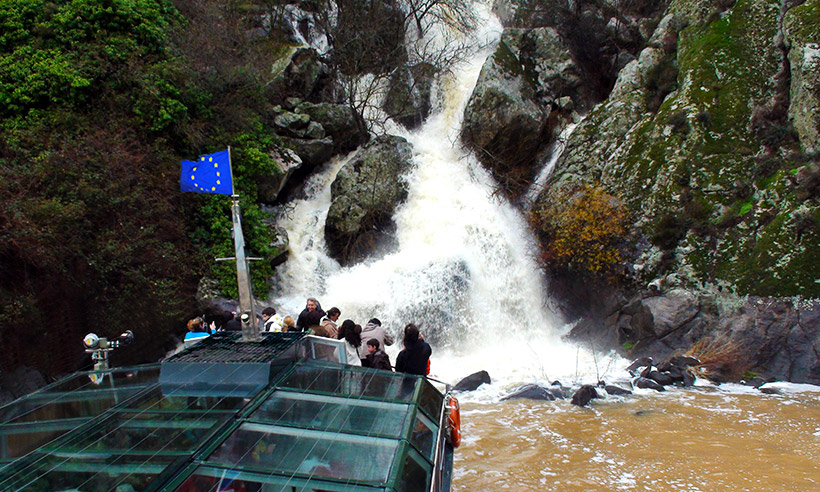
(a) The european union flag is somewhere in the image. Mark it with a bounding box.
[180,149,233,195]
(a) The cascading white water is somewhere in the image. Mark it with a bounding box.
[271,1,624,393]
[524,121,578,209]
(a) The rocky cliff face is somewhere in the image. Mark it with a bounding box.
[459,0,820,383]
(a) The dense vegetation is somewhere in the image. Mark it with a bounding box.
[0,0,284,374]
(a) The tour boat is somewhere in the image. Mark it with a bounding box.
[0,188,460,492]
[0,330,459,491]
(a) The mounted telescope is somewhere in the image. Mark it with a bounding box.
[83,330,134,384]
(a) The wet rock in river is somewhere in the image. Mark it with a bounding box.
[634,377,665,392]
[570,384,600,407]
[501,384,565,401]
[648,370,674,386]
[603,384,632,396]
[626,357,654,375]
[743,377,768,389]
[758,385,782,395]
[453,371,492,392]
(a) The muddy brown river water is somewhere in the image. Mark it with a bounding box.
[452,385,820,491]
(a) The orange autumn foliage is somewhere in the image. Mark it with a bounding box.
[531,184,631,279]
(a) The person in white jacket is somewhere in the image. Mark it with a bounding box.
[261,307,284,332]
[337,319,363,366]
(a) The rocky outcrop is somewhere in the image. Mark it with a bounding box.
[384,63,437,130]
[540,0,820,299]
[528,0,820,381]
[257,147,302,204]
[269,47,331,103]
[784,0,820,153]
[568,288,820,384]
[294,100,368,154]
[324,135,414,265]
[272,99,368,172]
[461,28,552,198]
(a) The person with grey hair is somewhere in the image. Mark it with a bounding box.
[296,297,325,331]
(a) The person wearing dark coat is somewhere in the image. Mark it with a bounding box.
[224,311,242,332]
[296,297,325,331]
[395,323,431,376]
[362,339,392,371]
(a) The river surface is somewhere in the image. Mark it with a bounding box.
[452,383,820,492]
[270,2,820,491]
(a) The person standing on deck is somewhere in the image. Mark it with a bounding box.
[395,324,431,376]
[296,297,325,331]
[363,339,392,371]
[261,307,284,332]
[359,318,393,363]
[337,320,363,366]
[318,307,341,338]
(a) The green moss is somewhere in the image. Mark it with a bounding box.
[785,0,820,43]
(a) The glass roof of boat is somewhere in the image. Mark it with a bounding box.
[0,333,446,492]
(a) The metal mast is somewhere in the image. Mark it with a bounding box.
[228,147,260,341]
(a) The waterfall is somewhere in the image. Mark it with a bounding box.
[524,121,578,209]
[271,1,623,390]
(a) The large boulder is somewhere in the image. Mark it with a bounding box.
[570,384,600,406]
[384,63,437,129]
[295,100,368,154]
[641,289,699,339]
[257,147,303,204]
[280,135,335,169]
[501,383,565,401]
[269,47,331,102]
[453,370,492,392]
[324,135,414,265]
[461,28,551,199]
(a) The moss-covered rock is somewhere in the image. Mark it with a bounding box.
[461,28,551,198]
[383,63,437,130]
[542,0,820,297]
[784,0,820,153]
[324,134,414,265]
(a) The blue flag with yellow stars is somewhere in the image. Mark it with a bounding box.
[180,149,232,195]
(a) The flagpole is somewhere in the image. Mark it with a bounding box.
[227,146,259,341]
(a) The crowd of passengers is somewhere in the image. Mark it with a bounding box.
[185,297,432,376]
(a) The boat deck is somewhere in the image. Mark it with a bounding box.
[0,333,452,491]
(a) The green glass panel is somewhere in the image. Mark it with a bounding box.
[0,387,145,461]
[280,364,418,402]
[176,466,389,492]
[395,447,431,492]
[207,423,398,484]
[252,391,411,438]
[0,453,172,492]
[408,412,436,462]
[417,379,444,422]
[49,412,219,455]
[1,389,141,426]
[0,421,86,461]
[125,392,248,413]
